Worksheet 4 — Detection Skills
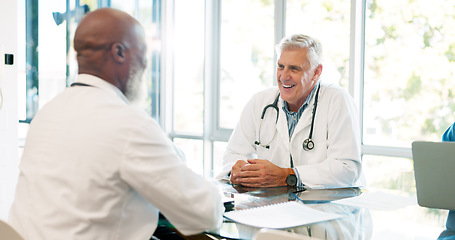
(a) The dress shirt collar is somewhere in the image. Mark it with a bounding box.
[282,82,319,116]
[282,82,320,137]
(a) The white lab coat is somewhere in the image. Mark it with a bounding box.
[9,74,224,240]
[220,82,364,188]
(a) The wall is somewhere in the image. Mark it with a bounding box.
[0,0,19,220]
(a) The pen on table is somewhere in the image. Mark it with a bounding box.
[291,188,306,202]
[293,187,307,194]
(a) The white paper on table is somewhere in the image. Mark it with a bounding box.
[224,201,342,229]
[331,191,417,210]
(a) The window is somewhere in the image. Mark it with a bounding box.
[172,0,205,134]
[21,0,161,140]
[363,0,455,148]
[20,0,83,141]
[20,0,98,136]
[361,1,455,230]
[219,0,275,130]
[286,0,351,89]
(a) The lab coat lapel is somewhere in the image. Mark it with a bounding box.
[292,108,312,139]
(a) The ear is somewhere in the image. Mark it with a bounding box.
[110,42,127,63]
[313,64,323,80]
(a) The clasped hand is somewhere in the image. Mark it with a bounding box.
[230,159,288,187]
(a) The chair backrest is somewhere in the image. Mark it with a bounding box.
[0,220,25,240]
[253,228,320,240]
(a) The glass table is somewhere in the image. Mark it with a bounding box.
[204,180,447,240]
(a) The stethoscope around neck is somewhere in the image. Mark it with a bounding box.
[254,84,321,151]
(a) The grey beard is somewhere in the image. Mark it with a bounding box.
[124,67,146,106]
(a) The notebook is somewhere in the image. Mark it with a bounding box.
[412,141,455,210]
[223,201,342,229]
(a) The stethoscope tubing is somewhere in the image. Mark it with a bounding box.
[307,84,321,142]
[255,84,320,151]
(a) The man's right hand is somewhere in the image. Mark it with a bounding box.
[230,160,248,185]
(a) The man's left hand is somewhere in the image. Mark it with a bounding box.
[234,159,288,187]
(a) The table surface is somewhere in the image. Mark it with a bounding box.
[206,180,448,240]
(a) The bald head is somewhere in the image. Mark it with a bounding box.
[74,8,147,94]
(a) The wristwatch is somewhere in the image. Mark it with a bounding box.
[285,168,297,187]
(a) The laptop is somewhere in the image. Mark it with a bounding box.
[412,141,455,210]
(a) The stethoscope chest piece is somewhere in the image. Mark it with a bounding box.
[303,138,314,151]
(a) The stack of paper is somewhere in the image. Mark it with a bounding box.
[224,201,342,229]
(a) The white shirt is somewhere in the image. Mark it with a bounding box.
[9,74,224,240]
[220,82,364,188]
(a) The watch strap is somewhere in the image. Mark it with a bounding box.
[288,168,295,176]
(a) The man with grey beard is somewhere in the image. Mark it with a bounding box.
[8,8,223,240]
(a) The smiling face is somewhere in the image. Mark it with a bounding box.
[276,48,322,112]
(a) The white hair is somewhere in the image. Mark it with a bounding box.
[276,34,323,70]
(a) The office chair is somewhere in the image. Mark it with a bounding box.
[253,228,320,240]
[0,219,25,240]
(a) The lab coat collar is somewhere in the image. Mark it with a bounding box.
[72,74,130,104]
